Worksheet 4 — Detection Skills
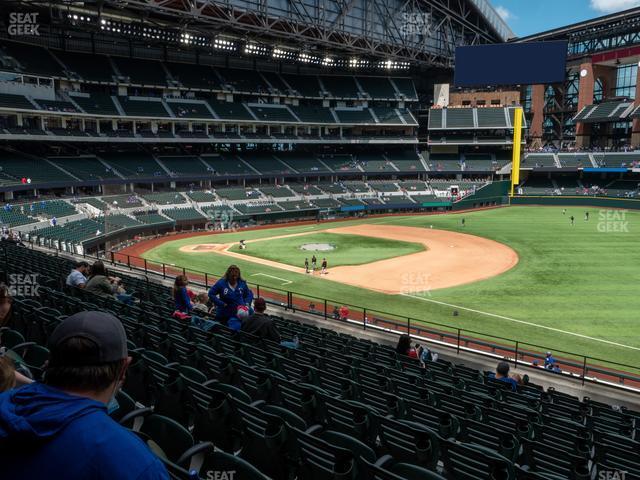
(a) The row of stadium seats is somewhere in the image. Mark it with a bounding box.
[524,151,640,169]
[23,188,460,247]
[428,107,527,130]
[0,175,482,230]
[424,153,511,172]
[1,92,417,126]
[0,150,428,186]
[518,176,640,198]
[1,40,418,100]
[1,127,417,143]
[2,243,639,479]
[0,200,79,227]
[2,42,417,100]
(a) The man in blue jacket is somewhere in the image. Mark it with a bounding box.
[490,361,519,392]
[0,311,168,479]
[208,264,254,330]
[544,351,557,369]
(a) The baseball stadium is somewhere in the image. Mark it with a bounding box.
[0,1,638,479]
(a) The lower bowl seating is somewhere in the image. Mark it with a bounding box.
[1,242,638,480]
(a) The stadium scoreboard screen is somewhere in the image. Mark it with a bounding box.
[454,41,567,87]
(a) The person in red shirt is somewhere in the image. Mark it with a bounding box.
[395,334,418,358]
[338,305,349,321]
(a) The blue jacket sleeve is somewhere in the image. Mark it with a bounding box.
[208,281,227,308]
[180,288,192,312]
[135,458,170,480]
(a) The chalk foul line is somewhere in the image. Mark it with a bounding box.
[251,273,292,286]
[401,293,640,351]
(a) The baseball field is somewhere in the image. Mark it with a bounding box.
[131,206,640,371]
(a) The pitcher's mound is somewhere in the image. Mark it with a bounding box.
[300,243,335,251]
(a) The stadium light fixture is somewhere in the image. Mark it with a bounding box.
[213,37,236,51]
[377,59,410,70]
[245,42,269,56]
[68,13,95,25]
[322,56,335,67]
[273,48,296,60]
[348,57,370,68]
[298,52,320,64]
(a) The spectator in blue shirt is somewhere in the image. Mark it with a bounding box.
[66,261,89,289]
[544,351,557,370]
[0,311,168,479]
[208,265,253,329]
[173,275,192,313]
[492,361,519,392]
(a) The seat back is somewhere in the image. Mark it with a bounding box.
[292,427,358,480]
[234,398,292,479]
[139,414,195,463]
[377,417,441,470]
[441,440,515,480]
[459,418,519,462]
[0,328,25,349]
[319,393,378,445]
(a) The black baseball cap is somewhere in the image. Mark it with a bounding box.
[48,311,128,366]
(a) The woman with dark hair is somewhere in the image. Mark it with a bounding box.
[208,265,253,329]
[173,275,192,313]
[395,334,418,359]
[85,261,117,297]
[85,261,134,305]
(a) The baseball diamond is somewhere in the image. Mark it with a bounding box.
[132,207,640,369]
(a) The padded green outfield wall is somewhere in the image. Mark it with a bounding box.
[511,195,640,210]
[452,180,510,210]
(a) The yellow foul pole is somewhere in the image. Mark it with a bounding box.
[510,107,523,197]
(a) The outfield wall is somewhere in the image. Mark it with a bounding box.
[453,180,510,210]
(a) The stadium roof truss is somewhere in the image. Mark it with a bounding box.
[38,0,510,68]
[514,6,640,59]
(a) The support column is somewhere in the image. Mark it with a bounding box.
[575,63,595,149]
[632,65,640,147]
[529,85,545,149]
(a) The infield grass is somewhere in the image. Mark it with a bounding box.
[228,232,425,267]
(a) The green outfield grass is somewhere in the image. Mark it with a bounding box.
[227,232,424,267]
[141,206,640,370]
